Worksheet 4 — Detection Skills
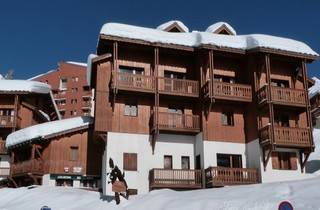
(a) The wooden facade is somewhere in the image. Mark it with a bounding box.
[91,25,317,189]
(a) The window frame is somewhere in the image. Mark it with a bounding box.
[221,111,234,126]
[123,153,138,171]
[124,104,138,117]
[164,155,173,169]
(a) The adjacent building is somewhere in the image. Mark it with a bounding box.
[88,20,318,195]
[0,79,59,182]
[30,61,93,119]
[5,116,104,188]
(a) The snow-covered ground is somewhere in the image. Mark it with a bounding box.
[0,175,320,210]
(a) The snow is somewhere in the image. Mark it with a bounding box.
[66,61,87,67]
[307,128,320,173]
[0,80,51,94]
[28,70,56,81]
[206,22,237,35]
[100,23,318,56]
[1,175,320,210]
[5,116,93,148]
[309,77,320,99]
[156,20,189,32]
[87,54,98,86]
[0,74,3,79]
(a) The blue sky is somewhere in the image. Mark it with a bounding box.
[0,0,319,79]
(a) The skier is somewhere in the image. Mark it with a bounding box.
[107,158,129,205]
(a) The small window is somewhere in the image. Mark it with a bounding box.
[217,154,242,168]
[181,156,190,170]
[221,111,234,126]
[59,78,68,90]
[271,79,289,88]
[123,153,137,171]
[214,75,235,83]
[124,104,138,117]
[71,99,78,104]
[70,110,77,116]
[119,66,144,75]
[272,152,297,170]
[70,146,79,161]
[274,114,289,127]
[164,155,173,169]
[72,77,79,82]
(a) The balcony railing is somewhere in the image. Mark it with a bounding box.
[202,81,252,102]
[205,167,258,187]
[0,115,14,127]
[158,77,199,97]
[149,168,202,189]
[257,85,306,107]
[112,72,155,92]
[0,168,10,177]
[11,159,43,176]
[157,112,200,133]
[259,125,311,148]
[0,141,7,154]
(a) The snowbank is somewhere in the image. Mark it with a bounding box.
[309,76,320,98]
[0,80,51,94]
[100,22,318,56]
[306,128,320,173]
[6,116,93,148]
[206,22,237,35]
[157,20,189,32]
[0,176,320,210]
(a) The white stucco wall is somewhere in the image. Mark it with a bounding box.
[42,174,56,186]
[202,140,247,168]
[103,132,196,195]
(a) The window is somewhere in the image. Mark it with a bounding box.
[164,155,173,169]
[221,111,234,126]
[72,77,79,82]
[71,99,78,104]
[181,156,190,170]
[71,88,78,93]
[271,79,289,88]
[123,153,137,171]
[164,71,186,79]
[124,104,138,117]
[214,75,235,83]
[272,152,297,170]
[59,78,68,90]
[217,154,242,168]
[119,66,144,75]
[70,146,79,161]
[59,110,65,117]
[70,110,77,116]
[274,114,289,127]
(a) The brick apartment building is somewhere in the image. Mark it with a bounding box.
[30,62,93,119]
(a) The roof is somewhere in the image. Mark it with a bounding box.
[205,22,237,35]
[65,61,87,67]
[6,116,93,148]
[157,20,189,32]
[0,80,51,94]
[100,22,318,57]
[87,54,98,86]
[309,77,320,99]
[28,69,56,81]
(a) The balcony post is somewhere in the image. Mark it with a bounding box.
[13,94,19,131]
[209,50,214,99]
[265,54,275,148]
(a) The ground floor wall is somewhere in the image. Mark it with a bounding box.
[42,174,101,189]
[0,155,10,180]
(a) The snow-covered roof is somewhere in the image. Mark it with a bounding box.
[66,61,87,67]
[309,77,320,98]
[100,23,318,57]
[87,54,98,86]
[157,20,189,32]
[0,80,51,94]
[6,116,93,148]
[28,69,56,81]
[206,22,237,35]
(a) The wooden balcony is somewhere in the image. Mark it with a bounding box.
[11,159,43,176]
[0,115,14,128]
[157,112,200,133]
[158,77,199,97]
[205,167,258,187]
[112,71,155,93]
[149,169,202,189]
[259,125,312,148]
[257,85,306,107]
[0,141,7,154]
[0,167,10,177]
[202,81,252,102]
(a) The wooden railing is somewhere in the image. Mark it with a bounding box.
[157,112,200,132]
[257,85,306,107]
[158,77,199,97]
[0,115,14,127]
[202,81,252,102]
[259,125,311,147]
[0,167,10,177]
[205,167,258,187]
[149,168,202,189]
[113,72,155,92]
[0,141,7,154]
[11,159,43,176]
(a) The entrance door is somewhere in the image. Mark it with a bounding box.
[195,155,201,170]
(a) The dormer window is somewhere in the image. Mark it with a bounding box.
[156,20,189,33]
[206,22,237,36]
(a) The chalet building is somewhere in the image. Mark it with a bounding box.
[309,77,320,126]
[5,116,104,188]
[29,61,93,119]
[87,20,318,195]
[0,80,59,182]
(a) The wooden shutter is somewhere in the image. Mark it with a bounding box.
[123,153,137,171]
[271,152,280,169]
[290,152,298,170]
